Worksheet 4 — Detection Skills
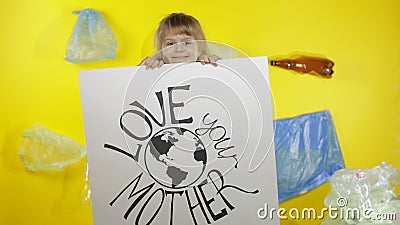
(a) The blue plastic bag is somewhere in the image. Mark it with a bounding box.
[274,110,345,202]
[65,9,118,63]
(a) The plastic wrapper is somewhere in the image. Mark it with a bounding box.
[54,157,92,211]
[65,8,117,63]
[322,162,400,225]
[274,110,345,202]
[18,124,87,172]
[83,161,92,205]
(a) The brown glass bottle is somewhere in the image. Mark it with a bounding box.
[270,56,334,78]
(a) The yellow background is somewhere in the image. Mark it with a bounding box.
[1,0,399,225]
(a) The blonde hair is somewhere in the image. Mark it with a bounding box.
[154,13,207,51]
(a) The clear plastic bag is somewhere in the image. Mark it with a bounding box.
[18,124,87,172]
[274,110,345,202]
[65,8,117,63]
[323,162,400,224]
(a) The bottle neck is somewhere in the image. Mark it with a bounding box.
[270,60,293,67]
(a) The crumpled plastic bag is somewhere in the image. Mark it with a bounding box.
[18,124,87,172]
[65,8,117,63]
[274,110,345,202]
[322,162,400,225]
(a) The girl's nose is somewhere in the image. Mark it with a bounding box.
[175,42,184,51]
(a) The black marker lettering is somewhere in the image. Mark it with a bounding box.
[197,180,228,221]
[207,169,259,211]
[135,188,165,225]
[168,85,193,124]
[185,187,211,225]
[166,191,184,225]
[120,109,153,141]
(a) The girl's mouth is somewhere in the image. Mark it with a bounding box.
[172,56,189,60]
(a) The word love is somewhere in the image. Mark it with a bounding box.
[120,84,192,141]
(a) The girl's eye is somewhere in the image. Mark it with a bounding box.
[184,41,192,45]
[166,42,174,46]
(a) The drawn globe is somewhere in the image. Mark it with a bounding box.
[144,127,207,189]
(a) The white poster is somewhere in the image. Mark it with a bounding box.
[79,56,279,225]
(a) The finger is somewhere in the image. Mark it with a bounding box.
[199,58,205,65]
[203,56,210,64]
[146,60,155,70]
[209,56,217,67]
[154,60,162,68]
[139,57,150,66]
[157,60,164,68]
[141,58,153,70]
[153,60,163,69]
[149,60,159,69]
[145,60,151,70]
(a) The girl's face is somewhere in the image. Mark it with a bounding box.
[161,33,200,64]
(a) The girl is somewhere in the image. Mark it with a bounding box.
[139,13,220,69]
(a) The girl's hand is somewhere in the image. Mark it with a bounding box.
[199,54,221,67]
[139,57,164,70]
